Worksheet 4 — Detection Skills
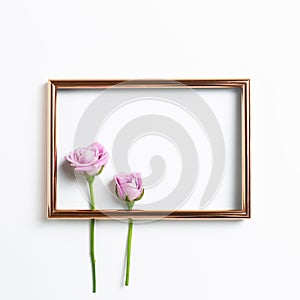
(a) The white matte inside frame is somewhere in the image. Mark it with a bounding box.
[56,87,242,211]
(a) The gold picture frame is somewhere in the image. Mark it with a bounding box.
[47,79,250,220]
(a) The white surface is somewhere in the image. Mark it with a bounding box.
[57,88,241,210]
[0,0,299,299]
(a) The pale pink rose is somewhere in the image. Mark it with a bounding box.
[65,142,109,176]
[115,172,144,201]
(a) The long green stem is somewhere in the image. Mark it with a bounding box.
[90,219,96,293]
[125,201,134,286]
[87,176,96,293]
[125,218,133,286]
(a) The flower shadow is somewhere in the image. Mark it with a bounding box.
[60,159,76,182]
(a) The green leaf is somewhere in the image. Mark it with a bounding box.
[96,165,104,176]
[135,188,144,201]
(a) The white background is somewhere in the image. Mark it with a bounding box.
[0,0,299,299]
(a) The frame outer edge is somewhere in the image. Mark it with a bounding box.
[47,79,251,220]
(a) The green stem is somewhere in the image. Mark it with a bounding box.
[90,219,96,293]
[125,219,133,286]
[125,202,134,286]
[87,176,96,293]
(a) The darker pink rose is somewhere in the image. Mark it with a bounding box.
[115,172,144,201]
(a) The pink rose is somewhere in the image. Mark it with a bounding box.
[65,142,109,176]
[115,172,144,201]
[115,173,144,286]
